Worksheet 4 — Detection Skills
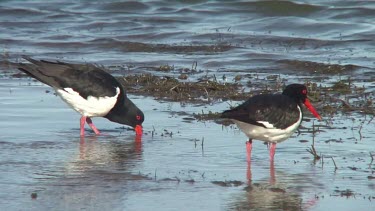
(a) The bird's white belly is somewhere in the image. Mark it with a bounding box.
[232,106,302,143]
[56,87,120,117]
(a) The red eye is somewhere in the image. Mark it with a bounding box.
[302,89,307,95]
[136,115,141,120]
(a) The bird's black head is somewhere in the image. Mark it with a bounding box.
[105,97,144,135]
[282,84,308,103]
[282,84,321,120]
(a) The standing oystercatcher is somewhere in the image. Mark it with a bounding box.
[221,84,321,162]
[18,56,144,136]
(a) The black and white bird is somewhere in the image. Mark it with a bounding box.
[18,56,144,136]
[221,84,321,162]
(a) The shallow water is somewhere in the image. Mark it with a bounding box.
[2,0,375,71]
[0,0,375,210]
[0,78,374,210]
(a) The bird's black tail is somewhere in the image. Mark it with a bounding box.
[17,56,60,88]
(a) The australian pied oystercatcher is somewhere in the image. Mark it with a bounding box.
[18,56,144,136]
[221,84,321,162]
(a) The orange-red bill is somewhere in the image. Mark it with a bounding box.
[304,99,322,120]
[135,125,143,135]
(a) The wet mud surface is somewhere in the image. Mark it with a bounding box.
[0,76,374,211]
[1,0,375,210]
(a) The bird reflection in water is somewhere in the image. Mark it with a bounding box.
[243,157,317,210]
[78,134,143,161]
[246,160,275,185]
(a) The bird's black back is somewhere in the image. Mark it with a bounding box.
[221,94,301,129]
[18,56,120,99]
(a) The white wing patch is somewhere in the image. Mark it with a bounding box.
[257,121,274,129]
[232,105,302,144]
[56,87,120,117]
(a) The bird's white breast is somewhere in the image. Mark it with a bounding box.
[232,105,302,143]
[56,87,120,117]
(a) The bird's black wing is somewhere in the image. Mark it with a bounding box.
[18,56,122,99]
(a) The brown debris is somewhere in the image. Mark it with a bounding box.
[118,73,248,103]
[278,59,358,74]
[211,180,244,187]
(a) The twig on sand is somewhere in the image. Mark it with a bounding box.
[306,143,321,160]
[169,84,179,92]
[368,115,374,124]
[358,120,364,141]
[306,121,321,160]
[192,61,198,71]
[331,157,338,172]
[370,152,374,167]
[203,87,210,102]
[201,137,205,156]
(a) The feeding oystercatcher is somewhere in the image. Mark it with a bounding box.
[18,56,144,136]
[221,84,321,162]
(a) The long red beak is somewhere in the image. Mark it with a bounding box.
[304,99,322,120]
[135,125,143,135]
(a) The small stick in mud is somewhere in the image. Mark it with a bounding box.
[306,121,321,161]
[369,152,374,166]
[306,141,321,160]
[203,87,210,102]
[169,84,179,92]
[358,124,363,140]
[358,119,365,141]
[192,61,198,71]
[201,137,205,156]
[201,172,205,179]
[368,115,374,124]
[331,157,338,171]
[152,126,156,137]
[154,169,157,180]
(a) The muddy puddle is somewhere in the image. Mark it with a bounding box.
[0,77,374,211]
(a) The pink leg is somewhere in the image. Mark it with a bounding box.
[269,143,277,162]
[79,136,86,159]
[80,116,86,136]
[246,139,253,163]
[86,117,100,135]
[270,159,276,185]
[246,158,252,184]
